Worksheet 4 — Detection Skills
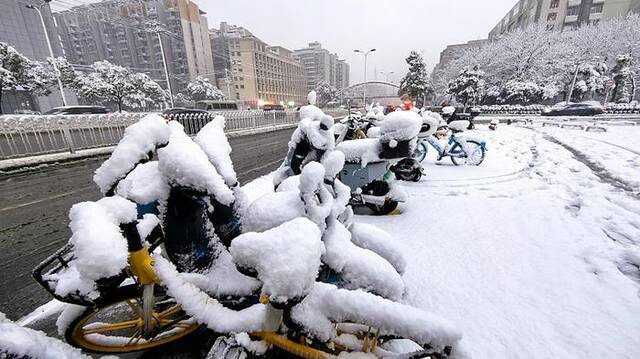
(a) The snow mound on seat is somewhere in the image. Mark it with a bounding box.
[0,313,91,359]
[242,191,305,233]
[154,256,267,333]
[230,218,323,303]
[290,118,335,151]
[290,282,461,352]
[94,114,169,195]
[178,249,260,297]
[195,116,237,187]
[158,121,234,206]
[349,223,407,275]
[381,111,422,142]
[322,220,404,300]
[116,161,169,205]
[336,138,382,166]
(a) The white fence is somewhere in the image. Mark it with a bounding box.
[0,109,349,160]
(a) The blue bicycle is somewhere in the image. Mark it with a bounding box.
[413,123,487,166]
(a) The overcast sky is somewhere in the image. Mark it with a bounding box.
[200,0,517,84]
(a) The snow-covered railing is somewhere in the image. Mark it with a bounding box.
[0,109,350,160]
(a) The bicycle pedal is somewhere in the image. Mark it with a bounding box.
[206,336,247,359]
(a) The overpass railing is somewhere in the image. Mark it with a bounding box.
[0,108,345,160]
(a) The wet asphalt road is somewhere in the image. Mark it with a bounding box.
[0,127,294,322]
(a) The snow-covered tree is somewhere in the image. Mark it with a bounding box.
[571,62,609,101]
[610,54,634,103]
[186,76,225,102]
[314,81,338,107]
[447,66,485,109]
[500,80,543,105]
[1,42,34,113]
[75,60,165,111]
[398,51,432,107]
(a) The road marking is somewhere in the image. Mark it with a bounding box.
[237,158,283,178]
[0,185,95,213]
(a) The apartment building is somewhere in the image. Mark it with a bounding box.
[336,59,350,90]
[490,0,637,38]
[227,35,306,108]
[0,0,78,112]
[209,22,253,95]
[54,0,214,94]
[294,42,350,91]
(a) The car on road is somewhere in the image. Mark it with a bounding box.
[43,106,110,115]
[542,101,605,116]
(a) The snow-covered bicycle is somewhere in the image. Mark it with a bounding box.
[413,120,486,166]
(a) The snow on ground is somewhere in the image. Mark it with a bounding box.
[356,124,640,358]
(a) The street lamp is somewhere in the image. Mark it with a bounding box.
[26,0,67,106]
[354,48,376,106]
[380,71,394,83]
[145,22,174,108]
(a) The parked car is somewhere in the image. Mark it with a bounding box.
[13,109,41,115]
[262,104,285,111]
[542,101,605,116]
[43,106,110,115]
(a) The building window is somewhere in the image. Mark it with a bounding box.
[567,7,579,16]
[590,4,603,13]
[240,85,244,89]
[547,12,557,21]
[550,0,559,8]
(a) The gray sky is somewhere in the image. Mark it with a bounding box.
[200,0,517,84]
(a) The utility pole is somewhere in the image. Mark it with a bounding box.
[380,71,394,83]
[156,32,174,108]
[566,62,580,104]
[26,0,67,106]
[354,48,376,107]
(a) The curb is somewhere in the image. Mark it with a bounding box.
[0,124,297,175]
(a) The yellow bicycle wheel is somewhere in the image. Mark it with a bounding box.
[66,285,200,353]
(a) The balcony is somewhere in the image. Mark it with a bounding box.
[565,15,579,22]
[568,0,582,6]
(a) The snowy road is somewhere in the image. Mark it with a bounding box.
[357,124,640,358]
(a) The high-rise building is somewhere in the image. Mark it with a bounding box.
[209,22,252,96]
[432,39,488,76]
[0,0,77,113]
[294,42,350,91]
[336,59,350,90]
[490,0,638,38]
[54,0,214,95]
[226,33,306,108]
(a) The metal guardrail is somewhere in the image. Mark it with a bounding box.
[0,108,349,160]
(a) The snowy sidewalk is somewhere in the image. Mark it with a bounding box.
[358,126,640,358]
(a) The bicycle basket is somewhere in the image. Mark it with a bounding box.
[32,243,126,307]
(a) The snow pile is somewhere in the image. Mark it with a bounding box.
[94,114,170,194]
[136,213,161,241]
[158,121,234,206]
[154,256,267,333]
[230,218,323,303]
[336,138,382,166]
[322,220,404,300]
[195,116,238,187]
[49,197,134,299]
[299,90,325,121]
[289,282,461,351]
[299,162,333,228]
[349,223,406,275]
[321,151,345,180]
[290,117,335,152]
[0,313,91,359]
[178,249,261,297]
[115,161,169,205]
[242,191,305,233]
[380,111,422,142]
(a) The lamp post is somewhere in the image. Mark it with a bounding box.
[354,48,376,107]
[145,22,174,108]
[380,71,394,83]
[26,0,67,106]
